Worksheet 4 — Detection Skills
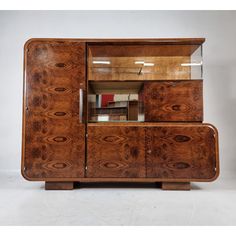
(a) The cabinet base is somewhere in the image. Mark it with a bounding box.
[44,181,191,190]
[45,182,74,190]
[161,182,191,190]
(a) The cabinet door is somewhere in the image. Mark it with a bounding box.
[87,125,146,178]
[146,124,219,180]
[22,40,86,179]
[144,81,203,121]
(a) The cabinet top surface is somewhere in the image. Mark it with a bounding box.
[25,38,205,46]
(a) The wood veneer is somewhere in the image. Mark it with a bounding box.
[87,123,219,181]
[87,125,146,178]
[144,80,203,122]
[22,40,86,179]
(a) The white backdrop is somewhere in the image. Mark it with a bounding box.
[0,11,236,177]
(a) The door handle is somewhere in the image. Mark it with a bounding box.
[79,88,83,122]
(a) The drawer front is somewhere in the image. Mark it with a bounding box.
[144,80,203,121]
[87,125,146,178]
[146,124,219,180]
[22,40,86,179]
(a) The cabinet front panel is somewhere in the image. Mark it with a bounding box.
[146,125,218,179]
[144,80,203,121]
[87,125,146,178]
[23,40,85,179]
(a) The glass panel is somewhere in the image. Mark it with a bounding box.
[88,44,203,81]
[191,45,203,80]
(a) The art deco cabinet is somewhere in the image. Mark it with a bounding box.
[21,38,219,190]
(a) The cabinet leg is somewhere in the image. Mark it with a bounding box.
[161,182,191,191]
[45,182,74,190]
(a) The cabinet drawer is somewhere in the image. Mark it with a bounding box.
[144,80,203,121]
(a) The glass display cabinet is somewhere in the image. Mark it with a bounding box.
[22,38,219,190]
[87,43,203,122]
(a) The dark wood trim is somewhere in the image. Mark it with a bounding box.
[161,182,191,190]
[45,182,74,190]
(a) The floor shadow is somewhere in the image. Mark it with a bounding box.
[191,183,201,190]
[75,182,159,189]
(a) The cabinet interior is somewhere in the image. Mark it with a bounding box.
[88,81,144,122]
[87,43,202,81]
[87,43,202,123]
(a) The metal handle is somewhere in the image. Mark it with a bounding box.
[79,89,83,122]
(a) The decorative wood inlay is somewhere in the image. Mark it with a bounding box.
[54,87,67,92]
[54,112,67,116]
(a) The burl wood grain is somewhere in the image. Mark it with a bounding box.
[23,40,86,179]
[146,125,217,179]
[87,126,146,178]
[144,81,203,122]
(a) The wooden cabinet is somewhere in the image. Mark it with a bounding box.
[22,38,219,190]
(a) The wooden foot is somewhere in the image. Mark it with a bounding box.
[45,182,74,190]
[161,182,191,191]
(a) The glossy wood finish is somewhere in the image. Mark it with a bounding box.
[146,125,217,179]
[88,44,201,57]
[144,80,203,121]
[26,38,205,45]
[161,182,190,190]
[45,182,74,190]
[87,123,219,181]
[22,39,86,180]
[87,125,146,178]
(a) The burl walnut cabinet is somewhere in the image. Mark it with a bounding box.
[21,38,219,190]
